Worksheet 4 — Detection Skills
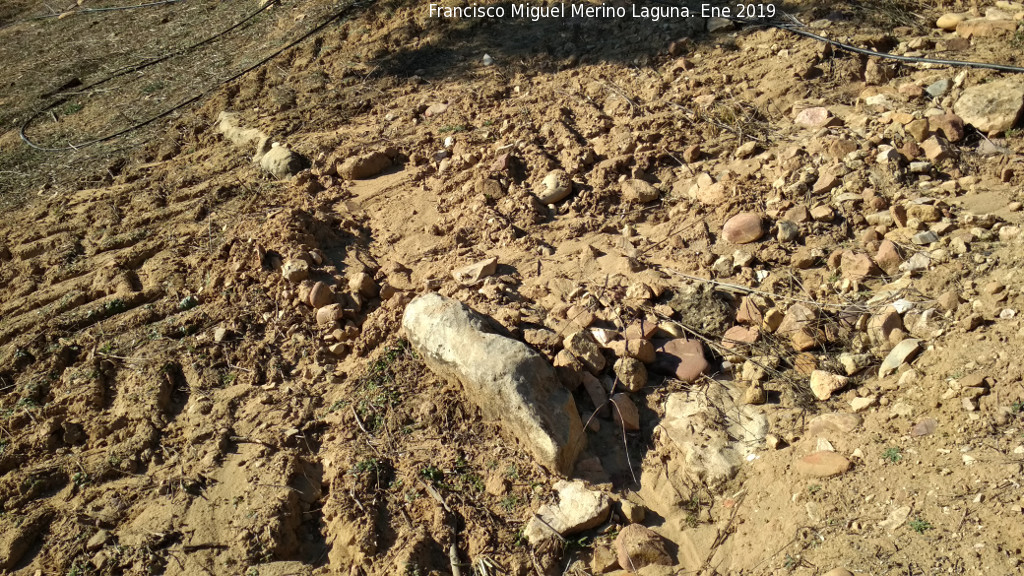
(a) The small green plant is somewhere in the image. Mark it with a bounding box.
[882,447,903,464]
[61,102,84,116]
[908,518,932,533]
[438,124,468,134]
[72,472,90,487]
[1007,128,1022,140]
[178,295,199,311]
[505,464,520,480]
[1012,30,1024,50]
[350,459,380,475]
[420,465,443,483]
[1011,400,1024,414]
[0,440,7,455]
[245,568,260,576]
[499,494,521,512]
[807,484,822,495]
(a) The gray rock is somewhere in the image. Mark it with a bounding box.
[879,338,922,377]
[953,78,1024,134]
[260,144,308,179]
[524,480,611,545]
[776,219,800,243]
[403,293,584,474]
[926,78,951,99]
[564,331,606,374]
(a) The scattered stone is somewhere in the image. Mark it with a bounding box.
[921,136,953,162]
[808,412,863,436]
[564,331,606,374]
[610,393,640,431]
[260,144,308,179]
[794,352,818,375]
[349,272,379,298]
[316,304,343,327]
[614,357,648,392]
[878,506,912,531]
[538,170,572,204]
[875,240,903,275]
[213,327,232,343]
[926,78,952,99]
[810,205,835,222]
[838,353,873,376]
[620,338,656,363]
[936,13,966,31]
[619,500,646,524]
[744,383,767,405]
[722,212,765,244]
[621,179,660,204]
[850,396,877,412]
[776,219,800,242]
[581,372,609,417]
[810,370,850,401]
[868,308,904,346]
[840,251,879,281]
[523,480,611,545]
[777,303,819,351]
[403,293,584,474]
[795,107,841,128]
[795,451,852,477]
[912,230,939,245]
[452,257,498,285]
[338,151,391,180]
[282,259,310,283]
[953,78,1024,134]
[652,339,708,382]
[929,112,965,142]
[879,339,922,377]
[910,418,938,437]
[615,525,673,571]
[624,319,659,340]
[309,281,333,308]
[956,18,1019,39]
[424,102,448,117]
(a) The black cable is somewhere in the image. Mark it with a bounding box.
[644,0,1024,74]
[19,0,306,151]
[776,23,1024,74]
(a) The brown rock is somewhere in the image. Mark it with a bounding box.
[581,372,609,417]
[795,107,842,128]
[736,296,763,326]
[564,332,606,374]
[810,370,850,400]
[937,290,961,312]
[309,281,333,308]
[812,172,841,195]
[905,118,930,142]
[622,179,660,204]
[614,357,648,392]
[795,451,852,477]
[808,412,863,436]
[722,212,765,244]
[875,240,902,275]
[682,144,701,163]
[349,272,379,298]
[452,257,498,285]
[338,151,391,180]
[868,307,904,346]
[778,304,819,351]
[936,13,966,31]
[921,136,953,162]
[722,325,759,349]
[622,339,656,363]
[624,319,659,340]
[956,18,1018,38]
[609,393,640,431]
[316,304,343,327]
[653,339,708,382]
[929,112,965,143]
[615,524,673,570]
[840,252,879,281]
